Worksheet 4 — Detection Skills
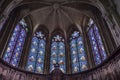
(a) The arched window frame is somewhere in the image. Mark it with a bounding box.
[26,30,46,74]
[69,29,88,73]
[87,18,107,65]
[3,19,28,67]
[50,32,66,73]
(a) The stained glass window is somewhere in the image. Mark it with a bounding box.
[3,19,28,67]
[50,35,66,73]
[88,19,107,65]
[70,31,88,73]
[26,31,46,74]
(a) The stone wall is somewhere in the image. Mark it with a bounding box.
[0,47,120,80]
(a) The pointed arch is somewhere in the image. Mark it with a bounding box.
[50,29,66,73]
[69,25,88,73]
[26,27,47,74]
[88,18,107,65]
[3,19,28,67]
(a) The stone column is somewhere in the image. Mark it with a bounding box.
[44,33,51,74]
[65,31,72,74]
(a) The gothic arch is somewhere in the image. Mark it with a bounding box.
[25,26,47,74]
[35,25,49,35]
[67,25,88,73]
[67,24,81,39]
[51,28,65,38]
[50,28,66,73]
[86,18,107,65]
[2,19,30,67]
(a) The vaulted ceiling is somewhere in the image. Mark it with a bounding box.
[29,3,87,33]
[2,0,102,33]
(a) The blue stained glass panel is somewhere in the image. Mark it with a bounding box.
[3,19,27,67]
[88,28,101,65]
[35,39,46,73]
[93,25,107,60]
[3,25,20,62]
[70,31,88,73]
[88,19,107,65]
[10,28,26,66]
[26,31,46,74]
[50,35,66,73]
[3,21,27,67]
[26,37,39,72]
[77,37,87,71]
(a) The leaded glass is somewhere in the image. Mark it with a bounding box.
[88,19,107,65]
[50,35,66,73]
[3,19,28,67]
[93,25,107,60]
[10,28,26,66]
[88,27,101,65]
[70,31,88,73]
[26,31,46,74]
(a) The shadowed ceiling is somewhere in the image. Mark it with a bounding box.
[12,0,99,33]
[30,4,86,33]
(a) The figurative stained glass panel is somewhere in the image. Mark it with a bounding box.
[10,28,26,66]
[3,19,28,67]
[88,19,107,65]
[26,31,46,74]
[50,35,66,73]
[93,25,107,60]
[70,31,88,73]
[26,37,38,72]
[3,25,20,63]
[88,28,101,65]
[77,37,87,71]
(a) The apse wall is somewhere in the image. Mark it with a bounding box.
[0,0,120,80]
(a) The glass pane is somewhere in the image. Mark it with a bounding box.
[77,37,87,71]
[10,28,26,66]
[93,25,107,60]
[70,31,88,73]
[50,35,66,73]
[26,31,46,74]
[3,25,20,62]
[26,37,38,72]
[88,28,101,65]
[35,39,46,73]
[3,19,28,67]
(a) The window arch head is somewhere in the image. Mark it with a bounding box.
[26,31,46,74]
[88,18,107,65]
[70,30,88,73]
[50,34,66,73]
[3,19,28,67]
